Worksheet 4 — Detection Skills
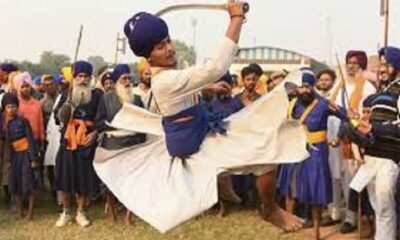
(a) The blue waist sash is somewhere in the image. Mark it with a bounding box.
[162,103,226,159]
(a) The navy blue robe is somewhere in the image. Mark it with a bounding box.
[54,89,105,195]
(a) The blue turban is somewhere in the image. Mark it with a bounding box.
[54,74,64,84]
[379,46,400,71]
[1,93,19,110]
[217,72,234,86]
[33,75,42,86]
[0,63,18,73]
[124,12,169,58]
[111,64,131,82]
[300,67,316,87]
[362,93,377,108]
[72,61,93,78]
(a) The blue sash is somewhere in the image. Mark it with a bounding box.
[162,103,226,159]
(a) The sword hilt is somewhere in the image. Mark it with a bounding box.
[242,2,250,14]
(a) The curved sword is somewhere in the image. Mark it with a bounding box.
[155,2,249,17]
[118,2,249,56]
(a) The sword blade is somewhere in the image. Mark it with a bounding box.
[156,4,226,17]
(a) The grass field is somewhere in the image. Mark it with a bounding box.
[0,193,362,240]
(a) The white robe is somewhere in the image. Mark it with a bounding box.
[93,38,309,233]
[44,94,62,166]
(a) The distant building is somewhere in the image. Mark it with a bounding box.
[230,46,327,76]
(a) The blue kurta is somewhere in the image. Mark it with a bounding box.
[277,96,345,205]
[7,117,39,195]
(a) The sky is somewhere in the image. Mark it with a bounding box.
[1,0,399,65]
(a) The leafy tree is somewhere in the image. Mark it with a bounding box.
[39,51,71,75]
[87,55,108,76]
[18,61,43,76]
[172,40,196,69]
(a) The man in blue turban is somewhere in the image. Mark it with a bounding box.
[122,4,246,159]
[95,2,309,234]
[53,60,105,228]
[72,61,93,78]
[95,63,146,226]
[346,46,400,240]
[0,63,19,202]
[111,64,142,106]
[0,63,18,96]
[0,63,18,73]
[379,46,400,95]
[278,67,349,240]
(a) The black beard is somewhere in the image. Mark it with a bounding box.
[299,92,315,106]
[381,72,398,89]
[142,78,151,88]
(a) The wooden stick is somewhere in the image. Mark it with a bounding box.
[358,192,362,240]
[70,25,83,102]
[383,0,390,48]
[334,54,351,105]
[114,32,120,65]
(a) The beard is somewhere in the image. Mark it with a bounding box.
[116,82,134,104]
[299,91,315,106]
[71,83,92,106]
[141,77,151,88]
[389,70,399,83]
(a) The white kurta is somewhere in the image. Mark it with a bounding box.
[152,37,239,116]
[365,156,399,240]
[316,89,343,220]
[93,39,308,233]
[44,94,62,166]
[334,74,376,224]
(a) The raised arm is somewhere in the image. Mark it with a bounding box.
[164,2,245,99]
[225,2,245,44]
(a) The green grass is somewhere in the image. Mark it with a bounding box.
[0,193,311,240]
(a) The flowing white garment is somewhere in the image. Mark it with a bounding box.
[93,71,309,233]
[44,94,62,166]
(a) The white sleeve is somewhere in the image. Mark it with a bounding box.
[168,37,238,101]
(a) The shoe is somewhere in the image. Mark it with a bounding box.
[340,222,357,234]
[55,211,72,227]
[76,212,90,227]
[320,216,341,227]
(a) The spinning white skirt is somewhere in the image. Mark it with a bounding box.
[94,74,308,233]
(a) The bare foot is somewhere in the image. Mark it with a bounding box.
[106,203,117,225]
[360,218,373,239]
[107,213,116,225]
[24,214,33,222]
[260,204,304,232]
[124,216,134,227]
[15,209,24,219]
[216,201,225,219]
[314,232,321,240]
